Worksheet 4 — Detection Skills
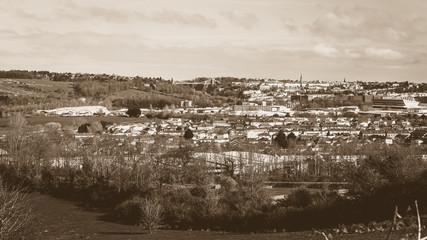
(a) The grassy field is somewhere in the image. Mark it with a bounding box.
[0,78,73,96]
[105,88,184,103]
[28,193,416,240]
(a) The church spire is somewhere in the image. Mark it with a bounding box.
[299,74,303,87]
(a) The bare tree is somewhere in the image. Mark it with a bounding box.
[139,198,164,233]
[0,181,32,240]
[5,113,28,169]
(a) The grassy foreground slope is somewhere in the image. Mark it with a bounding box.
[29,193,411,240]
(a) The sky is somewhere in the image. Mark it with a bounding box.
[1,0,427,82]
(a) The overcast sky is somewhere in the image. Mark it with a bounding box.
[1,0,426,82]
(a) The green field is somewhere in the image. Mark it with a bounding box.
[28,193,416,240]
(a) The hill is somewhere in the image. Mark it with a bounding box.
[0,78,73,97]
[0,77,201,115]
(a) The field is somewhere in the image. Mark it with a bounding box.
[105,88,183,103]
[0,116,143,134]
[28,193,416,240]
[0,78,73,96]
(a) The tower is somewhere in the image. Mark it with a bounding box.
[299,74,305,93]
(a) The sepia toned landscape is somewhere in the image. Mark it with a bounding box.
[1,1,427,239]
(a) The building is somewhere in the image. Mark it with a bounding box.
[291,95,309,102]
[180,100,193,108]
[372,96,420,109]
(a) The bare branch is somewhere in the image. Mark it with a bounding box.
[386,205,399,240]
[415,200,422,240]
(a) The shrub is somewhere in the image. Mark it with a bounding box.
[190,186,207,198]
[284,188,313,208]
[114,197,144,224]
[183,129,194,139]
[139,198,164,233]
[127,108,141,118]
[77,123,91,133]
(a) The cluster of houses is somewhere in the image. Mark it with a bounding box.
[105,114,418,147]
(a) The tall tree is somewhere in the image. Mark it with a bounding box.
[183,129,194,139]
[273,130,288,149]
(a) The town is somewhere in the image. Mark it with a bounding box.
[1,71,427,176]
[0,70,426,238]
[2,0,427,238]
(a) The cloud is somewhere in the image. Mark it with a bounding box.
[86,6,129,22]
[15,9,47,21]
[12,3,130,23]
[222,11,258,29]
[0,29,20,37]
[343,49,362,59]
[280,18,298,33]
[1,0,427,82]
[311,6,427,43]
[12,4,216,28]
[364,47,402,60]
[313,44,338,57]
[136,9,217,28]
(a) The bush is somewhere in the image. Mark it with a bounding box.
[114,197,144,224]
[139,198,164,233]
[283,188,313,208]
[127,108,141,118]
[77,123,91,133]
[183,129,194,139]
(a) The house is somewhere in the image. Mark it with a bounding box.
[257,132,271,141]
[197,123,215,131]
[246,128,268,140]
[259,122,273,129]
[213,120,231,127]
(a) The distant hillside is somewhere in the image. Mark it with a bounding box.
[0,78,73,97]
[0,70,243,113]
[0,76,219,115]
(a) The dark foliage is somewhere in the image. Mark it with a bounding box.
[77,123,91,133]
[113,98,178,109]
[0,70,47,79]
[273,130,288,149]
[126,108,141,118]
[183,129,194,139]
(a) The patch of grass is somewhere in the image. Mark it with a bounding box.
[0,78,73,97]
